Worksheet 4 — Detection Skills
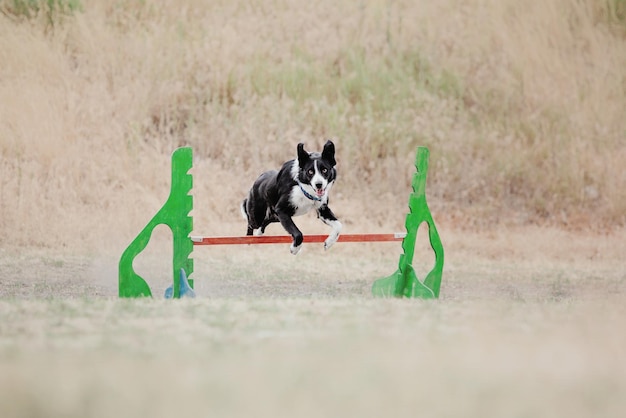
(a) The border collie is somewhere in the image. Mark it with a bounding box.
[241,140,342,255]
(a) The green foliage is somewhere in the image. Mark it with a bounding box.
[246,47,462,112]
[607,0,626,24]
[238,46,463,160]
[1,0,81,27]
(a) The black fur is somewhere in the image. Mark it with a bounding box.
[241,140,342,254]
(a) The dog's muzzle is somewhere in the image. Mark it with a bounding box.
[299,182,324,201]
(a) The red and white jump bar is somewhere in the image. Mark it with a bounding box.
[191,233,406,246]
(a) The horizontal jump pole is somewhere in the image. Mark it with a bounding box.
[191,233,406,246]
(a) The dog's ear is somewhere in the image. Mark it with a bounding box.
[297,143,310,166]
[321,140,336,166]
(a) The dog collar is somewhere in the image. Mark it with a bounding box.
[298,182,323,201]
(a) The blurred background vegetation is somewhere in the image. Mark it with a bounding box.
[1,0,624,249]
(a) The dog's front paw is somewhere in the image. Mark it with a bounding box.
[324,234,339,251]
[290,243,302,255]
[322,220,342,251]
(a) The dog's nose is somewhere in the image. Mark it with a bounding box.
[315,182,323,190]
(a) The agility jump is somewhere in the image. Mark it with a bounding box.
[190,233,406,245]
[118,146,444,299]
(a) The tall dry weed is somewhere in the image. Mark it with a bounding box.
[0,0,624,250]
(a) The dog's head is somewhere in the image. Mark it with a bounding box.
[295,140,337,199]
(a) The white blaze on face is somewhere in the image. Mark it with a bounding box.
[310,160,328,197]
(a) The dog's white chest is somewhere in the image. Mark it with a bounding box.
[290,186,323,216]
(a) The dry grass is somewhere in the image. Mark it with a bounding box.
[0,0,625,251]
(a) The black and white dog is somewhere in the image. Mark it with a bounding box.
[241,140,342,255]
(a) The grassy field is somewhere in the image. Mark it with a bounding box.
[1,228,625,417]
[1,0,626,417]
[1,297,625,418]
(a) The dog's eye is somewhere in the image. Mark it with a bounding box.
[307,169,314,176]
[321,168,328,174]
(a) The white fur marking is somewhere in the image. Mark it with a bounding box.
[240,201,248,220]
[290,242,302,255]
[290,186,323,217]
[310,161,328,195]
[290,160,300,181]
[323,219,342,250]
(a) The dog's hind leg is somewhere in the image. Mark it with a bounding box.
[317,205,342,250]
[257,211,279,236]
[257,220,270,236]
[244,198,271,236]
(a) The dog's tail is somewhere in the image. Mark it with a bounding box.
[240,198,248,220]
